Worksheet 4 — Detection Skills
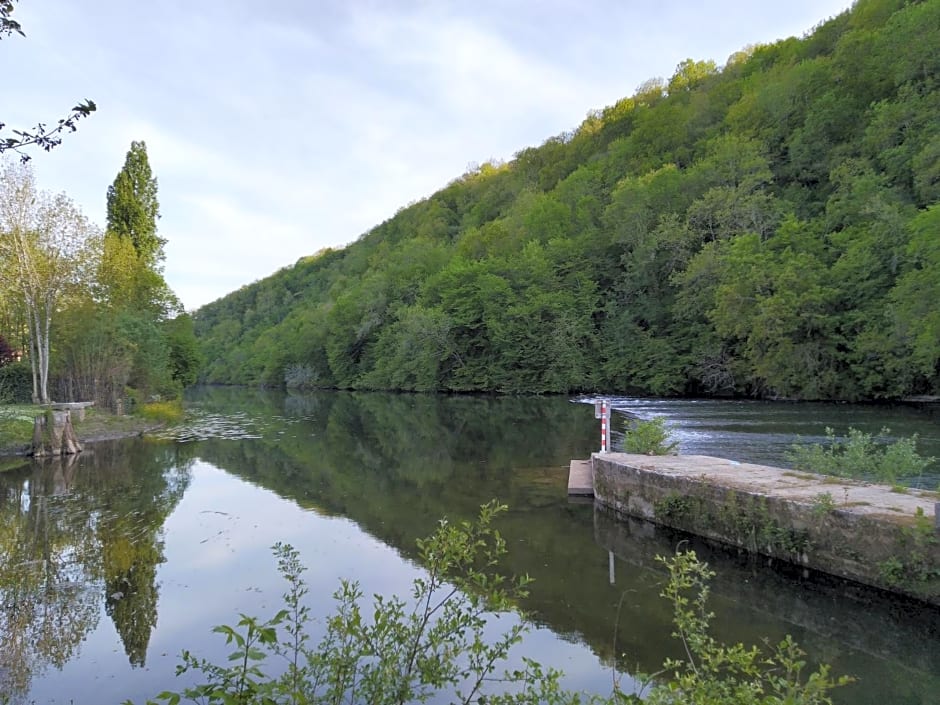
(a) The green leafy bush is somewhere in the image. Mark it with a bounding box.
[139,503,848,705]
[0,362,33,404]
[787,427,935,485]
[631,549,851,704]
[622,417,679,455]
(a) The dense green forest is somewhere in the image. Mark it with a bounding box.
[195,0,940,401]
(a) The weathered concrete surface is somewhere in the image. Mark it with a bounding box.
[50,400,95,422]
[592,453,940,606]
[567,459,593,496]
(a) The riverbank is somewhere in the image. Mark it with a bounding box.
[0,405,166,459]
[589,453,940,606]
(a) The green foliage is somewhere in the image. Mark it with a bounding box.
[107,141,164,266]
[48,142,187,406]
[140,501,572,705]
[138,506,848,705]
[637,549,851,704]
[137,400,184,424]
[164,314,203,388]
[787,427,935,485]
[0,361,32,404]
[192,1,940,400]
[622,417,678,455]
[877,506,940,588]
[811,492,836,517]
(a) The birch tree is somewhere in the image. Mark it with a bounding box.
[0,160,99,403]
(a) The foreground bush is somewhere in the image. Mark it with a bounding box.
[137,502,848,705]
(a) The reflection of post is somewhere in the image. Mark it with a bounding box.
[609,550,615,585]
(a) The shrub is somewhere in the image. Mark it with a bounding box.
[632,549,851,704]
[787,427,935,485]
[138,399,184,424]
[139,503,848,705]
[0,361,33,404]
[622,417,679,455]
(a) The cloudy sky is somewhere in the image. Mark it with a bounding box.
[3,0,853,311]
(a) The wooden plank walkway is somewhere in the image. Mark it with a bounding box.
[567,459,593,497]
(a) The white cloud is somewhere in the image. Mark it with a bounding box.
[3,0,854,310]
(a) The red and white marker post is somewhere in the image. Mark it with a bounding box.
[595,399,611,454]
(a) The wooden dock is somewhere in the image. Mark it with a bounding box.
[567,459,593,497]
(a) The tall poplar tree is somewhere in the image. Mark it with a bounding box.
[80,141,198,402]
[106,141,164,267]
[102,141,176,317]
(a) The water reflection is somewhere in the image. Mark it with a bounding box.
[3,389,940,704]
[180,389,940,704]
[0,440,193,701]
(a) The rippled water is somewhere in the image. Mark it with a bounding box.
[1,389,939,704]
[580,396,940,485]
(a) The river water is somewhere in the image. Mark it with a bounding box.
[1,389,939,704]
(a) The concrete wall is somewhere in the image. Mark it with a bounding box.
[592,453,940,606]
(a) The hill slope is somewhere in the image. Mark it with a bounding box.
[195,0,940,400]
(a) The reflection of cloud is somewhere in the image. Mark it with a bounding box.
[149,459,424,694]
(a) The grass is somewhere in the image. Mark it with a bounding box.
[0,402,175,456]
[0,404,41,454]
[782,471,818,481]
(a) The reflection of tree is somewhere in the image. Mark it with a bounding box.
[189,388,940,705]
[87,442,192,668]
[103,529,160,667]
[0,457,100,702]
[0,439,193,698]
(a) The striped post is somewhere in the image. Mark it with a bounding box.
[600,399,609,453]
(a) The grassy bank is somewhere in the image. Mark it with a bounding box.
[0,402,180,458]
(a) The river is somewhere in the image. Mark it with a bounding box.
[1,388,938,704]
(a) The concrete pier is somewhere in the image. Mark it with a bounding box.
[590,453,940,606]
[567,459,593,496]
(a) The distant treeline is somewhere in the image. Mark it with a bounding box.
[195,0,940,401]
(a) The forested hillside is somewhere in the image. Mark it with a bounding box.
[195,0,940,400]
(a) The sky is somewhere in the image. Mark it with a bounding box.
[3,0,855,312]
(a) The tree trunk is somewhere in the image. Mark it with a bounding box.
[31,410,83,457]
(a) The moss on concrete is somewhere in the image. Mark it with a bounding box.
[592,453,940,605]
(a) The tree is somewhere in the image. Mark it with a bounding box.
[0,1,96,163]
[0,159,99,403]
[106,141,165,267]
[164,313,203,387]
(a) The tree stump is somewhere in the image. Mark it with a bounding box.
[32,409,83,457]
